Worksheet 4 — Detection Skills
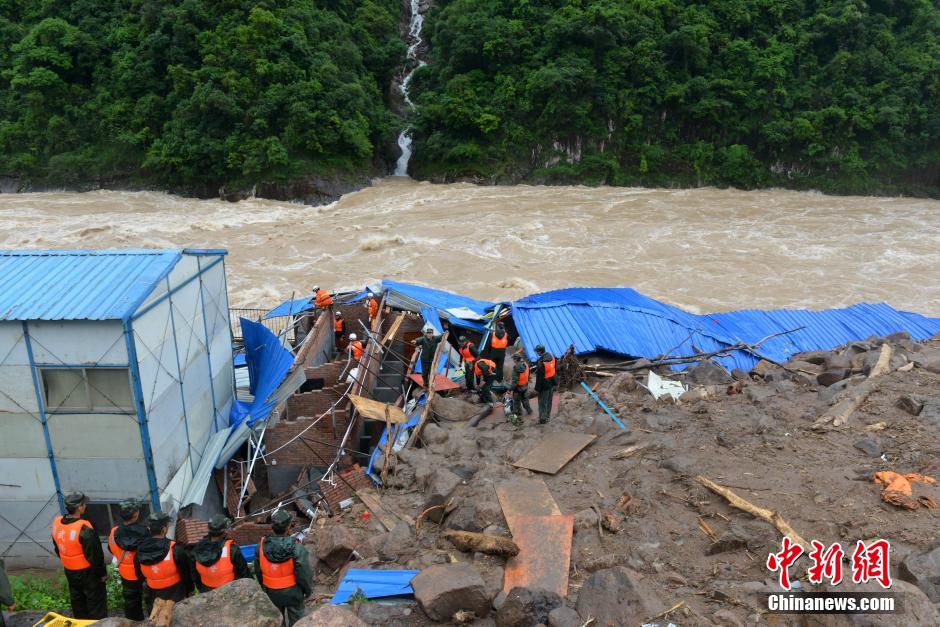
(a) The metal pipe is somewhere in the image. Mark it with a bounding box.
[467,403,494,428]
[580,381,629,431]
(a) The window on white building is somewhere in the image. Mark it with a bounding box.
[40,367,134,413]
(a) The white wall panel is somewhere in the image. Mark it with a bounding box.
[47,412,142,459]
[0,323,29,366]
[0,458,55,499]
[0,365,40,414]
[0,413,47,458]
[27,321,127,364]
[56,458,149,499]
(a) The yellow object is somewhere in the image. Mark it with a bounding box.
[31,612,98,627]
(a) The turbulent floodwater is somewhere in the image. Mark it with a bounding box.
[2,177,940,315]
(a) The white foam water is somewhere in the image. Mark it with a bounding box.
[394,0,427,176]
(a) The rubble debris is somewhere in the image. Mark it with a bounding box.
[347,394,408,423]
[295,605,367,626]
[852,436,882,458]
[896,395,925,416]
[646,371,686,401]
[575,567,666,627]
[685,360,733,385]
[816,368,851,387]
[581,382,628,430]
[443,530,520,557]
[430,395,479,422]
[899,545,940,602]
[171,579,281,627]
[319,465,372,514]
[317,525,358,570]
[812,343,893,429]
[495,587,564,627]
[355,487,414,531]
[422,467,463,524]
[512,432,596,474]
[411,563,491,622]
[329,568,419,604]
[873,471,937,510]
[548,605,582,627]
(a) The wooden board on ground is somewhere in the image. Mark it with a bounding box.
[406,373,461,393]
[348,394,408,423]
[512,432,596,475]
[495,478,561,527]
[503,514,573,597]
[355,487,415,531]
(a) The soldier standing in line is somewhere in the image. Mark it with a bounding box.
[254,510,313,627]
[51,492,107,619]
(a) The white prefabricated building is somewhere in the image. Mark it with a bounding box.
[0,249,234,566]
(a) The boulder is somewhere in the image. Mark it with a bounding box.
[573,508,599,531]
[295,605,367,627]
[824,353,853,370]
[423,422,450,445]
[797,350,832,366]
[686,360,733,385]
[411,563,490,621]
[422,467,463,523]
[818,377,853,404]
[852,436,882,458]
[431,396,479,422]
[922,401,940,428]
[817,369,851,387]
[750,359,778,378]
[171,578,281,627]
[895,395,924,416]
[317,525,357,570]
[913,349,940,374]
[575,567,664,626]
[496,587,563,627]
[601,372,637,395]
[744,384,776,405]
[899,544,940,602]
[786,360,823,375]
[548,606,582,627]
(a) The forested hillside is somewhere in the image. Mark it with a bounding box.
[410,0,940,194]
[0,0,404,191]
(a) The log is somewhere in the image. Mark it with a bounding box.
[695,475,809,551]
[812,344,893,430]
[442,529,520,557]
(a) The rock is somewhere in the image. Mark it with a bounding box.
[548,606,582,627]
[885,330,911,342]
[171,578,281,627]
[355,603,415,626]
[412,563,490,621]
[707,532,749,555]
[798,350,831,366]
[573,508,599,530]
[731,368,749,380]
[818,378,852,403]
[852,436,882,458]
[817,368,851,387]
[575,567,663,626]
[679,387,709,403]
[423,423,449,445]
[922,401,940,428]
[422,467,463,523]
[824,353,853,370]
[578,553,625,572]
[833,579,940,625]
[686,360,733,385]
[745,384,776,404]
[295,605,367,627]
[446,502,483,532]
[786,360,823,374]
[899,544,940,602]
[750,359,777,377]
[492,590,508,611]
[712,608,746,627]
[496,587,563,627]
[431,395,480,422]
[377,522,414,561]
[895,395,924,416]
[586,413,613,435]
[913,348,940,373]
[317,525,357,570]
[601,372,637,395]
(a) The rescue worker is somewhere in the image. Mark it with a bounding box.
[134,512,193,604]
[334,312,345,350]
[108,499,150,620]
[51,492,107,619]
[254,510,313,627]
[366,292,379,325]
[488,322,509,381]
[313,285,333,309]
[0,556,14,627]
[534,344,556,424]
[474,357,498,404]
[414,327,444,391]
[347,333,364,362]
[192,515,251,592]
[458,336,478,391]
[509,352,533,424]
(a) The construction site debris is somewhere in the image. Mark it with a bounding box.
[442,530,520,557]
[502,515,573,596]
[170,578,280,627]
[575,567,666,627]
[347,395,408,423]
[812,343,894,429]
[317,525,357,570]
[512,432,596,474]
[645,371,686,401]
[873,471,938,509]
[495,587,564,627]
[329,568,419,604]
[295,604,367,626]
[430,395,479,422]
[410,563,491,622]
[547,605,582,627]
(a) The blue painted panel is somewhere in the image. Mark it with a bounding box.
[331,569,419,604]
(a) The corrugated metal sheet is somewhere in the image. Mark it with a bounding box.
[511,288,940,370]
[262,297,313,320]
[381,279,495,329]
[0,249,183,321]
[330,569,419,604]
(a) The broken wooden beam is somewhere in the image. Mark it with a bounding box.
[442,530,519,557]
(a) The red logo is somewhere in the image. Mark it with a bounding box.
[766,537,804,590]
[851,539,892,589]
[767,539,893,590]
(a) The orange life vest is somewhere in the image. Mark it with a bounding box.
[195,540,236,589]
[52,516,92,571]
[349,340,363,360]
[108,526,139,581]
[315,290,333,308]
[459,342,476,363]
[258,540,297,589]
[140,541,182,590]
[368,298,378,320]
[542,356,556,379]
[491,332,508,350]
[334,319,344,333]
[474,358,497,378]
[516,365,529,387]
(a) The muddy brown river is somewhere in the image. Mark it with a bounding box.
[2,178,939,314]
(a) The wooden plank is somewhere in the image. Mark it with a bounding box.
[512,432,596,475]
[381,311,404,344]
[405,331,449,447]
[495,478,561,527]
[503,515,573,597]
[355,487,415,530]
[406,373,460,392]
[348,395,408,423]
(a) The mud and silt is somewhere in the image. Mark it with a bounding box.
[300,335,940,625]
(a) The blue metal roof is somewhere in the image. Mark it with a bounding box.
[511,287,940,370]
[382,280,495,316]
[330,569,419,604]
[263,297,314,320]
[0,249,190,321]
[229,318,296,428]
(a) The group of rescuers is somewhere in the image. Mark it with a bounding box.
[50,493,312,625]
[311,286,557,425]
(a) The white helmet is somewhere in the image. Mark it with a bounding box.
[349,333,357,340]
[312,285,320,292]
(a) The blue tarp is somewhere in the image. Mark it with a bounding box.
[330,569,419,604]
[383,280,494,332]
[510,288,940,371]
[228,318,296,428]
[262,297,314,320]
[366,406,422,476]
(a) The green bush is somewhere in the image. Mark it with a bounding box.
[10,565,125,612]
